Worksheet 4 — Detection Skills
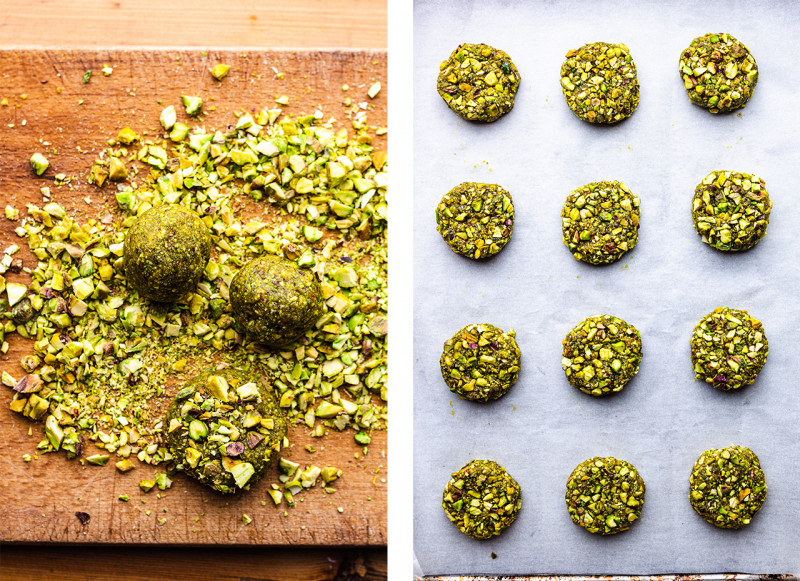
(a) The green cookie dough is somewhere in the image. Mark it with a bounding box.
[679,33,758,113]
[560,42,639,124]
[561,181,640,265]
[440,323,521,402]
[562,314,642,396]
[689,445,767,529]
[691,170,772,251]
[690,306,768,391]
[230,255,324,347]
[436,182,514,260]
[164,368,287,494]
[565,456,646,535]
[442,459,522,539]
[123,204,212,302]
[437,43,521,122]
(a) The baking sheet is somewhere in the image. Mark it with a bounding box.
[413,0,800,575]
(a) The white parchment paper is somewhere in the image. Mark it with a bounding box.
[413,0,800,575]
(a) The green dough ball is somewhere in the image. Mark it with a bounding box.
[123,204,211,302]
[230,255,324,347]
[561,181,640,265]
[164,368,287,494]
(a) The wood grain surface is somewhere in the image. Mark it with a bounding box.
[0,48,387,547]
[0,545,388,580]
[0,0,386,49]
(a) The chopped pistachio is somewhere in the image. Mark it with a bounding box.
[117,127,139,145]
[210,64,231,81]
[30,153,49,176]
[5,282,27,307]
[182,95,203,116]
[86,454,110,466]
[115,459,135,473]
[139,480,156,493]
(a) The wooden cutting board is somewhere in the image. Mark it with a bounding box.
[0,49,387,545]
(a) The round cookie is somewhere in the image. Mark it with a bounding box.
[689,445,767,529]
[565,456,645,535]
[561,181,640,265]
[123,204,212,302]
[691,170,772,251]
[440,323,521,402]
[562,315,642,396]
[560,42,640,124]
[442,459,522,539]
[164,368,288,494]
[679,33,758,114]
[436,182,514,260]
[230,255,324,347]
[690,306,768,391]
[436,43,521,123]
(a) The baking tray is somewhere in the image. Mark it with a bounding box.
[413,0,800,576]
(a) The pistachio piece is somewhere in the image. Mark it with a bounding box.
[30,153,49,176]
[182,95,203,116]
[159,105,177,130]
[210,64,231,81]
[188,420,208,440]
[5,282,27,307]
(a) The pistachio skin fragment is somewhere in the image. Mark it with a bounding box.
[436,182,514,260]
[440,323,521,402]
[562,315,642,396]
[164,368,287,495]
[565,456,645,535]
[230,255,324,347]
[679,33,758,114]
[690,307,768,391]
[560,42,639,124]
[442,459,522,539]
[689,445,766,529]
[436,43,521,123]
[123,204,212,302]
[691,170,771,252]
[561,181,640,265]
